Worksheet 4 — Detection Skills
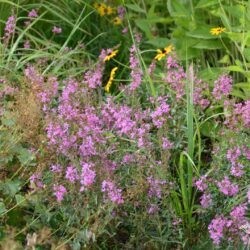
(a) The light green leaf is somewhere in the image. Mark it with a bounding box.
[0,202,7,216]
[224,65,244,73]
[146,38,170,48]
[3,180,21,197]
[231,89,247,99]
[186,27,215,39]
[16,147,34,166]
[192,40,223,49]
[135,19,153,39]
[195,0,219,8]
[15,194,26,207]
[126,4,146,14]
[167,0,190,17]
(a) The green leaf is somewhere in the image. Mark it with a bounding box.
[233,82,250,99]
[134,19,153,39]
[16,147,34,166]
[1,117,15,127]
[234,82,250,90]
[218,55,230,64]
[223,65,244,73]
[15,194,26,207]
[2,180,21,197]
[167,0,190,17]
[243,47,250,61]
[199,67,222,81]
[200,120,219,138]
[126,4,146,14]
[0,202,7,216]
[186,27,215,39]
[147,17,173,24]
[195,0,219,8]
[192,40,223,49]
[231,89,247,99]
[227,32,244,43]
[146,38,170,48]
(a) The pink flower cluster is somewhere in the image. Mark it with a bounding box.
[216,176,239,196]
[3,15,16,43]
[147,176,166,199]
[24,61,171,205]
[150,96,170,128]
[128,44,142,91]
[209,204,248,245]
[227,146,245,177]
[224,100,250,129]
[101,180,124,205]
[165,55,186,100]
[212,74,232,100]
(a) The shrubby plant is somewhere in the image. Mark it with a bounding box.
[0,1,249,249]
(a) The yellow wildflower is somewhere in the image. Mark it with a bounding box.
[94,3,114,16]
[154,45,174,61]
[154,49,166,61]
[94,3,106,16]
[113,17,122,25]
[164,44,174,54]
[105,67,118,93]
[210,27,226,35]
[104,49,119,62]
[93,2,101,9]
[105,6,114,15]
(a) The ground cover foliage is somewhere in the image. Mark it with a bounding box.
[0,0,249,249]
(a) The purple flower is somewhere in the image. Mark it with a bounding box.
[24,40,30,49]
[101,180,124,205]
[80,163,96,191]
[195,176,208,192]
[3,15,16,42]
[150,97,170,128]
[230,163,244,177]
[28,9,38,18]
[30,173,44,188]
[216,176,239,196]
[147,176,166,199]
[52,26,62,34]
[84,64,104,89]
[50,164,62,173]
[165,55,186,99]
[200,193,212,208]
[147,204,159,215]
[208,216,232,245]
[241,100,250,127]
[227,147,241,164]
[212,74,232,100]
[162,137,173,150]
[53,184,67,202]
[122,154,135,164]
[230,204,247,222]
[117,6,126,19]
[128,45,142,91]
[65,165,78,183]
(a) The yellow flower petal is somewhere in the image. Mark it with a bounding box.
[105,67,118,92]
[113,17,122,25]
[164,44,174,54]
[210,27,226,35]
[104,49,119,62]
